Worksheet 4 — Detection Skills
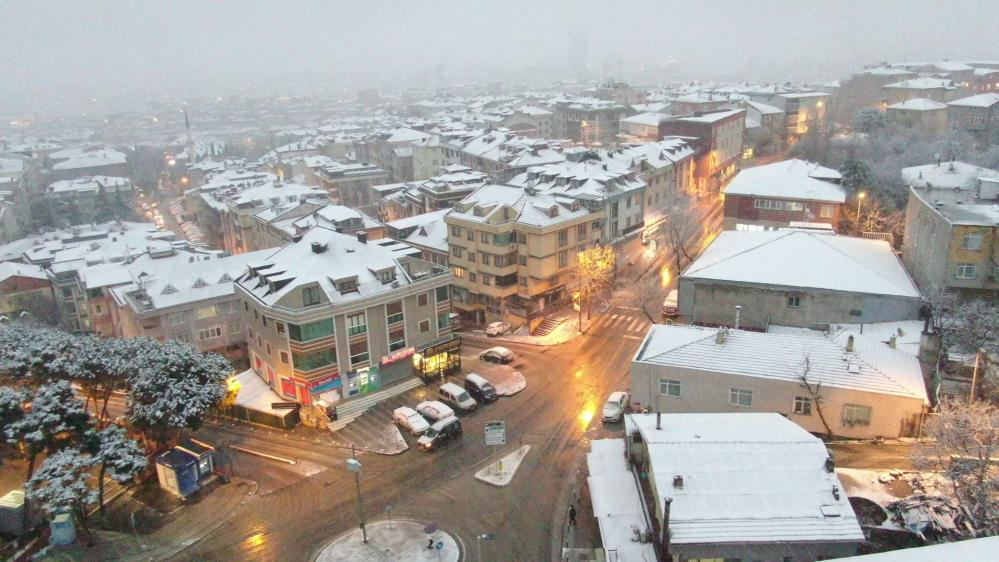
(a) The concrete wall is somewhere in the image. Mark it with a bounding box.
[902,190,956,291]
[678,279,922,330]
[631,361,926,439]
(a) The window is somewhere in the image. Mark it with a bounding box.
[450,226,462,237]
[347,312,367,335]
[481,274,492,285]
[436,286,449,302]
[962,232,983,250]
[173,333,191,343]
[265,342,272,355]
[288,318,334,342]
[843,404,872,425]
[453,266,466,279]
[788,296,801,308]
[793,396,812,416]
[198,326,222,341]
[94,304,103,314]
[388,326,406,351]
[387,301,404,324]
[753,199,804,212]
[349,339,369,365]
[518,255,527,265]
[451,246,464,258]
[261,316,268,327]
[248,326,254,339]
[418,292,429,307]
[578,223,587,239]
[228,322,242,335]
[517,233,527,244]
[820,205,834,219]
[659,379,681,397]
[293,347,335,371]
[468,252,476,263]
[225,301,239,314]
[481,232,490,244]
[467,230,475,241]
[729,388,753,407]
[956,263,977,279]
[276,322,285,335]
[303,286,322,306]
[437,311,451,329]
[280,351,289,364]
[167,312,186,326]
[558,249,568,268]
[196,305,218,319]
[592,220,601,232]
[481,253,491,265]
[558,229,568,247]
[419,319,431,333]
[519,276,528,287]
[469,272,477,282]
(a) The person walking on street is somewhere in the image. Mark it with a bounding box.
[568,504,577,526]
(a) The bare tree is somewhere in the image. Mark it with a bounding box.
[798,354,834,438]
[924,291,999,399]
[915,400,999,535]
[654,196,702,280]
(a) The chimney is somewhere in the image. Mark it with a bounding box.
[672,475,684,489]
[734,305,741,330]
[357,231,368,244]
[889,335,897,349]
[661,497,673,562]
[715,328,728,345]
[846,334,855,352]
[311,241,327,254]
[656,411,661,430]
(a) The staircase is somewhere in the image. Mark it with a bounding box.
[326,377,424,432]
[532,315,564,336]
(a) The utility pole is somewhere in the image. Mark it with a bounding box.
[346,444,367,543]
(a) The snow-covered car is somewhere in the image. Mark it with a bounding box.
[479,346,515,364]
[392,406,430,435]
[415,400,455,423]
[602,391,630,423]
[485,321,511,337]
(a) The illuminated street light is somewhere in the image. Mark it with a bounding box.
[856,191,867,220]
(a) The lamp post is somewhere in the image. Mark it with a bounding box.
[476,533,495,562]
[346,445,367,543]
[856,191,867,221]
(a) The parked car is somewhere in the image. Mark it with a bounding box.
[485,321,511,337]
[602,391,630,423]
[415,400,455,423]
[662,289,679,319]
[417,417,462,451]
[464,373,497,404]
[438,382,477,412]
[480,346,515,364]
[392,406,430,435]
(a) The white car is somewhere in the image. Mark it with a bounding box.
[602,391,630,423]
[392,406,430,435]
[485,321,511,337]
[480,346,515,364]
[415,400,455,423]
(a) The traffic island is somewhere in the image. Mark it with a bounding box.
[314,520,459,562]
[474,445,531,487]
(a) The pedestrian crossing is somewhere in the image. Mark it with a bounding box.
[588,312,652,336]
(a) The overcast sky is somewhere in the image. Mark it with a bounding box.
[2,0,997,114]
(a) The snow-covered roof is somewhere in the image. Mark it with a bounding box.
[626,412,864,546]
[669,108,745,124]
[0,262,48,283]
[946,92,999,109]
[901,161,999,189]
[724,159,846,203]
[460,132,566,167]
[745,100,784,115]
[908,183,999,227]
[886,98,948,111]
[883,78,954,90]
[508,158,646,202]
[50,148,127,170]
[47,176,131,195]
[387,209,450,253]
[830,536,999,561]
[227,180,329,209]
[682,230,920,298]
[620,112,667,127]
[636,325,927,401]
[859,67,913,76]
[449,183,591,228]
[587,439,656,560]
[0,157,25,175]
[234,369,297,418]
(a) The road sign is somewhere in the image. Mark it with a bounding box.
[484,421,506,446]
[436,541,444,550]
[270,402,300,410]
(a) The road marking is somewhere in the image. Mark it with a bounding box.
[626,318,641,332]
[623,335,643,340]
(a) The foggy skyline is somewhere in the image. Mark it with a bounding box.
[2,0,997,115]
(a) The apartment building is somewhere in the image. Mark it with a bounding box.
[459,132,566,183]
[247,203,384,252]
[0,262,54,321]
[947,93,999,136]
[374,168,489,222]
[386,209,450,267]
[445,184,601,326]
[234,227,452,421]
[218,177,329,254]
[660,109,745,194]
[901,162,999,294]
[722,159,846,231]
[552,98,631,145]
[886,98,950,136]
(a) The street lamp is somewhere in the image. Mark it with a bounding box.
[476,533,495,562]
[346,445,367,544]
[856,191,867,227]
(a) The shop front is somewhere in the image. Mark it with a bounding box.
[412,334,462,382]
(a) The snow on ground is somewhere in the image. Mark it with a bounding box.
[474,445,530,487]
[837,467,952,517]
[314,520,459,562]
[474,365,527,396]
[468,312,581,346]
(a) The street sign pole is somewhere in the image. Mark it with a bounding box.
[347,444,367,544]
[484,421,507,475]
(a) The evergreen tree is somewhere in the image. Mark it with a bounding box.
[93,181,115,223]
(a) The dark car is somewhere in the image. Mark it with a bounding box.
[417,417,462,451]
[464,373,498,403]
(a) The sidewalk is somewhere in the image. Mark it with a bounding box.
[38,477,257,561]
[313,520,460,562]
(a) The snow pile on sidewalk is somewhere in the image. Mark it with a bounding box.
[477,365,526,396]
[315,520,459,562]
[475,445,530,487]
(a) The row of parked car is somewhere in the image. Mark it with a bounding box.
[393,373,500,451]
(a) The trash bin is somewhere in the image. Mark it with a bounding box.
[50,512,76,546]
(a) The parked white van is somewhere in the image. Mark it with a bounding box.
[438,382,477,412]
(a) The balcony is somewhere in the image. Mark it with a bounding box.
[495,273,518,288]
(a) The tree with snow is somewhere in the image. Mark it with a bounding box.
[0,325,77,383]
[916,400,999,535]
[126,340,232,445]
[93,181,115,224]
[4,381,91,482]
[84,425,147,514]
[924,291,999,399]
[26,447,98,541]
[0,387,26,466]
[71,336,141,422]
